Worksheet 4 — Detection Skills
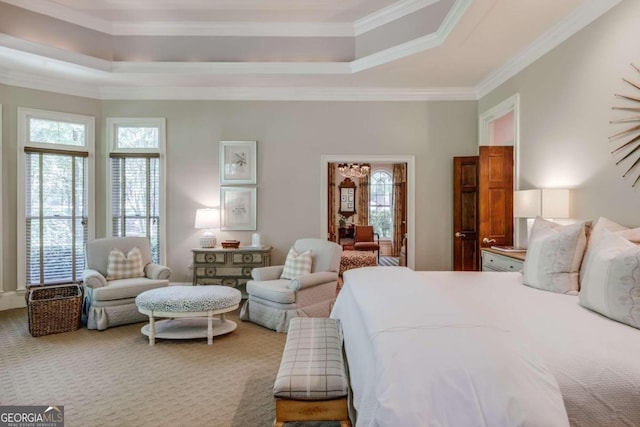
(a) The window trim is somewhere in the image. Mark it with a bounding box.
[17,107,95,291]
[369,168,394,241]
[106,118,166,265]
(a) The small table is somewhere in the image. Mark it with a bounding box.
[135,285,241,345]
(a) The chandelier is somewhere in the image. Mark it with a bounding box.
[338,163,371,178]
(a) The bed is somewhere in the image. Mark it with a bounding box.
[331,266,640,427]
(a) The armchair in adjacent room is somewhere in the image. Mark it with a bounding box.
[82,237,171,330]
[240,238,342,333]
[354,225,380,261]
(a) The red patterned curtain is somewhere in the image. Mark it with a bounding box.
[392,163,407,256]
[358,175,369,225]
[328,163,337,241]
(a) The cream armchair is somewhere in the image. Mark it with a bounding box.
[82,237,171,330]
[240,238,342,332]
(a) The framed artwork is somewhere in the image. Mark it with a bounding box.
[220,187,257,230]
[220,140,257,185]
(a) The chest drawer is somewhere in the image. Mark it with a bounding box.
[481,250,524,272]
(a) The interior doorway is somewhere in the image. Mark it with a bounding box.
[320,155,415,269]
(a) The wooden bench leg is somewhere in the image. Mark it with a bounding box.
[275,398,350,426]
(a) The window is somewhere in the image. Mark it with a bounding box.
[369,170,393,239]
[18,108,95,289]
[107,118,166,265]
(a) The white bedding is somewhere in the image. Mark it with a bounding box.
[331,267,640,427]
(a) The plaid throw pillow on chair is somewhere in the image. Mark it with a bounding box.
[280,247,313,280]
[107,246,145,280]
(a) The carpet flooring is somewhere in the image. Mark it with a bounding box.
[0,307,287,427]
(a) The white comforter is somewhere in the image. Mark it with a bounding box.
[331,267,570,427]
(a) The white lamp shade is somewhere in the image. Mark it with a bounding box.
[541,189,570,219]
[513,189,541,218]
[513,189,570,219]
[194,208,220,229]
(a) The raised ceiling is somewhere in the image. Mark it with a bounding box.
[0,0,623,100]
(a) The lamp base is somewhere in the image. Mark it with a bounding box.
[200,231,217,248]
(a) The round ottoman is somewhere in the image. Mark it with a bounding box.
[135,285,242,345]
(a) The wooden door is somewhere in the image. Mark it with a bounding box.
[453,156,479,271]
[478,146,514,260]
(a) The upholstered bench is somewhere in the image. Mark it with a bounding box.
[135,285,241,345]
[273,317,351,427]
[339,250,377,276]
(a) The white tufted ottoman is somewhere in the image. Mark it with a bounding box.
[135,285,241,345]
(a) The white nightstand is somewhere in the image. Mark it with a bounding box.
[481,248,526,272]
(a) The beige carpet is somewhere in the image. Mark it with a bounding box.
[0,307,287,427]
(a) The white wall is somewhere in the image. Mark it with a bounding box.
[479,0,640,227]
[0,91,477,298]
[100,100,478,281]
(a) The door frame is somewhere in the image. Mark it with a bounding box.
[479,93,521,244]
[320,155,415,269]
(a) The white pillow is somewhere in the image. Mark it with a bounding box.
[107,246,145,280]
[579,229,640,329]
[580,217,640,285]
[523,218,588,295]
[280,247,313,280]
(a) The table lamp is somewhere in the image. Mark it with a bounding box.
[195,208,220,248]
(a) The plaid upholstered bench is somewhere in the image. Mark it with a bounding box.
[273,317,351,427]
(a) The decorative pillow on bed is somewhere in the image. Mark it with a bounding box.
[580,217,640,285]
[281,247,313,280]
[579,229,640,329]
[523,218,588,295]
[107,246,145,280]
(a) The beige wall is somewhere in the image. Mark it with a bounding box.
[0,91,477,295]
[479,0,640,227]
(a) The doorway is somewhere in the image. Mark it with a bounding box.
[320,155,415,269]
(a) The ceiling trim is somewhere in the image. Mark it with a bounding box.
[354,0,440,36]
[0,67,476,101]
[474,0,623,98]
[0,67,101,99]
[2,0,452,38]
[97,86,478,101]
[352,0,471,73]
[111,21,354,37]
[111,61,352,75]
[1,0,113,33]
[0,35,112,72]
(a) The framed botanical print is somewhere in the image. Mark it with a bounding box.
[220,140,257,185]
[220,187,257,230]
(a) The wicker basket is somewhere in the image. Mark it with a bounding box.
[27,284,83,337]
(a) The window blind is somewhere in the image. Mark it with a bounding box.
[25,149,87,285]
[110,154,160,263]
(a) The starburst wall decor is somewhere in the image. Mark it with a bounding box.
[610,63,640,187]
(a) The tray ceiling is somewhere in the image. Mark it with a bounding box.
[0,0,623,100]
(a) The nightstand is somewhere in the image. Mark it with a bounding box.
[192,246,272,296]
[481,248,526,272]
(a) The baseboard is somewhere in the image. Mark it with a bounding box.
[0,291,27,311]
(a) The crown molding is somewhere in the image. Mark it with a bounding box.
[474,0,622,99]
[99,86,477,101]
[111,21,354,37]
[2,0,454,38]
[0,67,476,101]
[351,0,471,73]
[1,0,113,34]
[354,0,440,36]
[0,67,101,99]
[111,61,351,75]
[0,34,112,72]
